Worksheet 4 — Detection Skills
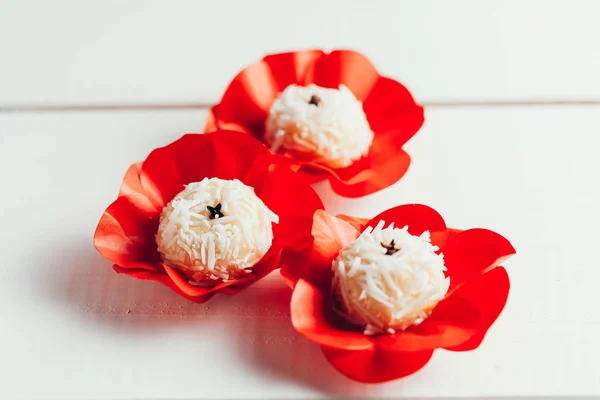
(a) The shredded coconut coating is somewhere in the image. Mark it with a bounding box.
[331,220,449,335]
[265,84,374,169]
[156,178,279,283]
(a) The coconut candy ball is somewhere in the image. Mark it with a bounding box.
[331,220,449,335]
[265,84,374,169]
[156,177,279,283]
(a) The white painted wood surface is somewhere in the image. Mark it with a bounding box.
[1,0,600,106]
[1,108,599,399]
[2,0,600,398]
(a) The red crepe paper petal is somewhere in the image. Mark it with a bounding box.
[207,49,425,197]
[312,210,361,262]
[204,108,218,132]
[119,162,143,196]
[430,228,463,252]
[95,130,322,303]
[114,266,215,304]
[218,249,281,295]
[365,204,447,236]
[279,211,361,290]
[140,131,271,206]
[442,228,516,291]
[215,62,278,136]
[279,255,301,289]
[446,267,510,351]
[118,162,161,213]
[302,145,411,198]
[363,77,425,145]
[247,157,324,251]
[163,263,258,296]
[374,295,480,352]
[204,106,251,135]
[285,204,515,381]
[321,346,434,384]
[307,50,380,101]
[94,194,160,271]
[280,248,331,290]
[335,214,370,232]
[291,279,374,351]
[241,152,281,195]
[163,264,216,297]
[263,50,325,91]
[327,146,411,198]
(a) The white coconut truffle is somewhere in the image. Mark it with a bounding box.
[265,84,374,169]
[156,178,279,283]
[331,220,449,335]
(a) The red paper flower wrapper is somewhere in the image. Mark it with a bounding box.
[205,49,425,198]
[94,130,324,303]
[280,205,516,383]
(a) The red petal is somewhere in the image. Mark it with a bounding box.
[321,346,433,383]
[279,253,301,289]
[118,162,161,213]
[280,211,361,290]
[163,250,282,297]
[205,49,426,197]
[246,155,324,251]
[119,162,143,196]
[325,145,411,198]
[312,210,361,262]
[115,257,272,302]
[212,131,273,180]
[262,49,324,91]
[204,107,218,132]
[165,263,257,296]
[363,77,424,145]
[446,267,511,351]
[139,131,270,206]
[430,228,462,251]
[93,194,161,271]
[442,228,516,291]
[365,204,447,236]
[97,130,316,303]
[279,247,330,290]
[336,214,369,232]
[139,149,186,208]
[206,51,324,137]
[316,76,425,197]
[316,77,424,197]
[307,56,425,197]
[241,152,284,195]
[213,61,279,139]
[114,266,215,304]
[374,295,480,352]
[205,105,253,135]
[163,264,214,297]
[219,248,282,294]
[308,50,380,101]
[291,279,374,351]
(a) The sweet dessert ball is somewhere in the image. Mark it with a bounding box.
[331,220,449,335]
[265,84,374,169]
[156,178,279,283]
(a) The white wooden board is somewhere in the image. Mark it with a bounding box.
[1,107,599,398]
[1,0,600,107]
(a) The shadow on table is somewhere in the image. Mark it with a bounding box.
[227,278,379,396]
[34,239,383,395]
[34,239,229,334]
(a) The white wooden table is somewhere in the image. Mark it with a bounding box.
[1,1,600,398]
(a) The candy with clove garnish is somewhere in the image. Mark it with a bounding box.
[207,203,224,219]
[155,177,279,283]
[331,220,450,335]
[264,83,374,169]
